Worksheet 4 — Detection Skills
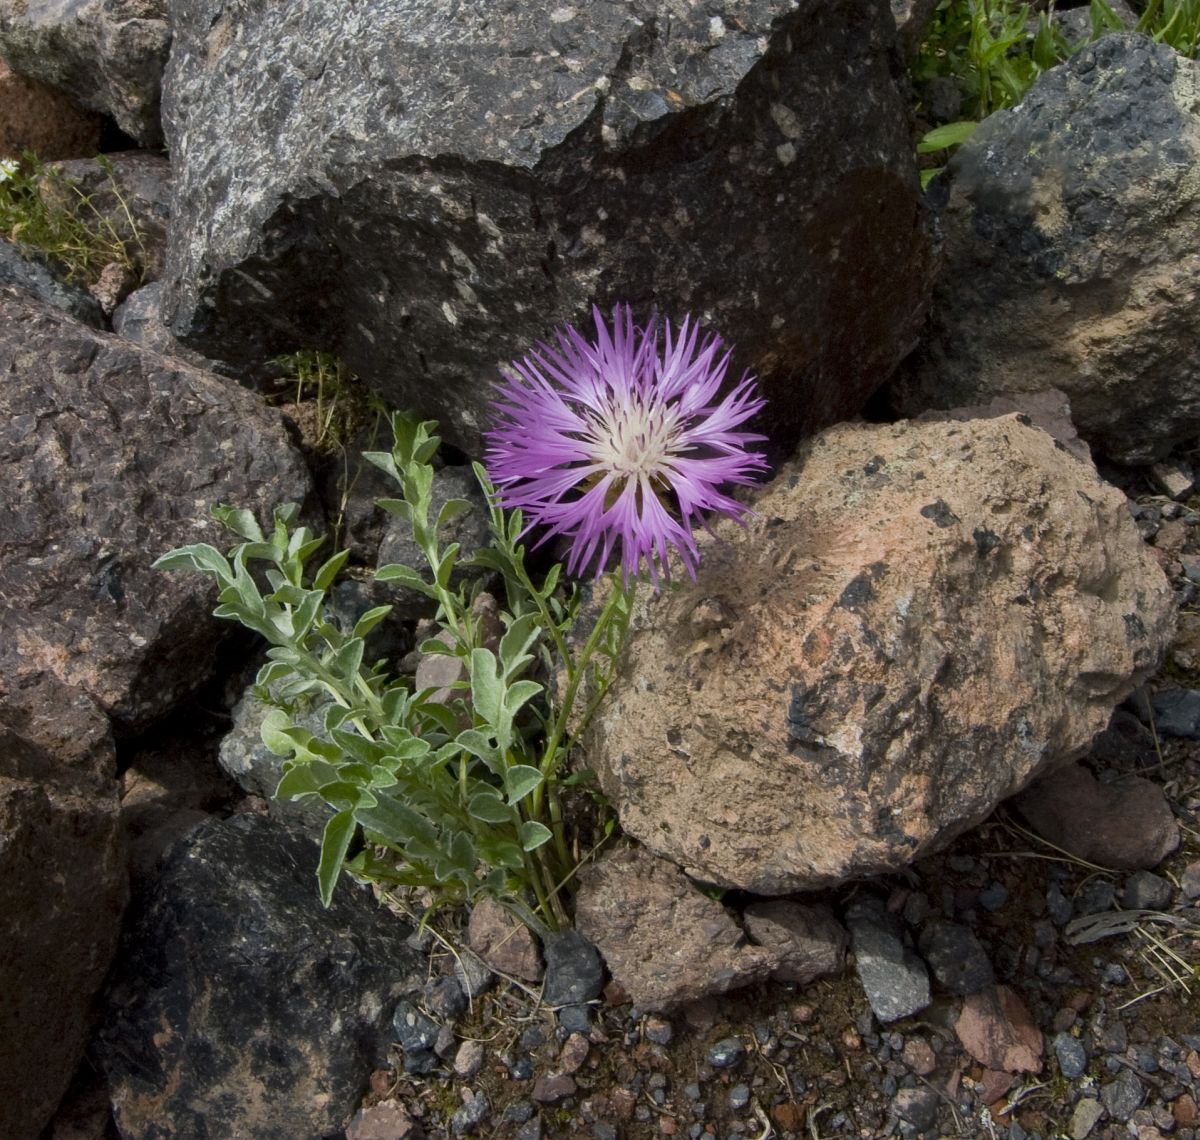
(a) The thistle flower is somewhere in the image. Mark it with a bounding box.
[485,304,767,586]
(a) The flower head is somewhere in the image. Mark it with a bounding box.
[485,304,767,586]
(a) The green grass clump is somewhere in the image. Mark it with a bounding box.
[0,151,146,285]
[912,0,1200,182]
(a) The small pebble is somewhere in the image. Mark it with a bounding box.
[450,1090,490,1136]
[978,883,1009,912]
[728,1084,750,1111]
[453,1039,485,1079]
[707,1037,746,1069]
[1054,1032,1089,1079]
[1046,885,1074,925]
[515,1118,542,1140]
[1122,871,1174,911]
[1070,1098,1105,1140]
[1102,1067,1148,1121]
[424,975,468,1019]
[892,1086,939,1130]
[644,1015,674,1045]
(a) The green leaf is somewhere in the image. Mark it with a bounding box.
[211,504,265,543]
[152,543,232,580]
[375,562,438,597]
[518,820,553,851]
[276,763,324,800]
[328,637,365,680]
[917,120,978,153]
[436,498,473,531]
[436,543,460,588]
[375,496,413,522]
[317,809,356,907]
[379,725,430,757]
[254,659,295,690]
[291,590,325,640]
[261,708,296,755]
[468,790,514,824]
[313,548,350,590]
[362,450,400,481]
[456,728,500,774]
[317,780,371,811]
[477,835,525,871]
[504,679,543,717]
[469,648,503,728]
[352,605,394,639]
[498,613,541,679]
[419,637,460,657]
[355,793,438,847]
[504,764,543,805]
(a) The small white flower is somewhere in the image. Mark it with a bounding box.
[0,158,18,183]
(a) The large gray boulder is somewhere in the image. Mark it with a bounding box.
[0,728,125,1140]
[0,289,313,731]
[159,0,932,455]
[585,414,1174,894]
[0,0,170,145]
[891,35,1200,465]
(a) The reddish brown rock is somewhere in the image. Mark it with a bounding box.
[1014,763,1179,870]
[345,1100,423,1140]
[741,900,848,985]
[467,896,543,984]
[955,986,1044,1074]
[574,846,778,1012]
[0,60,101,160]
[0,290,312,731]
[586,416,1174,893]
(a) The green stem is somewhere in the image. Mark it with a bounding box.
[546,577,629,769]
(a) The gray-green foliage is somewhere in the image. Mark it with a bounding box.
[0,152,146,285]
[155,412,632,930]
[913,0,1200,182]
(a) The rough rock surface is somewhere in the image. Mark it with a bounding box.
[741,899,849,985]
[586,415,1174,893]
[0,289,313,730]
[0,0,171,145]
[52,151,173,283]
[955,986,1044,1074]
[574,846,778,1011]
[467,898,544,984]
[892,35,1200,464]
[0,667,115,777]
[0,57,101,158]
[93,813,423,1139]
[219,682,335,831]
[1013,762,1180,870]
[0,237,105,327]
[0,728,125,1140]
[159,0,931,454]
[845,896,930,1023]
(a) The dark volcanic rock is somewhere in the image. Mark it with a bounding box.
[0,0,171,145]
[160,0,932,455]
[892,35,1200,464]
[94,813,423,1139]
[0,289,313,731]
[845,896,930,1023]
[0,236,105,327]
[0,729,126,1140]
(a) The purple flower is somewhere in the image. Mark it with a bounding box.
[485,304,767,586]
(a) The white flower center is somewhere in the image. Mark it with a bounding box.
[587,395,679,483]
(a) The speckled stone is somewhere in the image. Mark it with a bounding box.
[160,0,932,457]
